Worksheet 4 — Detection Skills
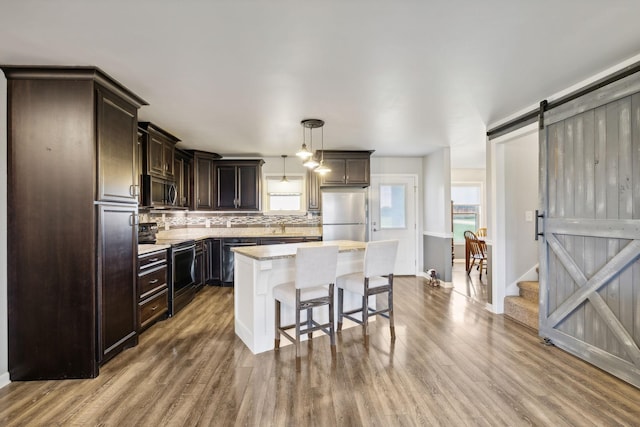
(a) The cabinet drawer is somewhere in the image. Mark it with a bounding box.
[139,288,168,329]
[138,250,167,270]
[138,266,167,298]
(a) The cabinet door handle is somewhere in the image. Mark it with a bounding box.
[148,258,159,262]
[150,305,158,311]
[149,279,159,284]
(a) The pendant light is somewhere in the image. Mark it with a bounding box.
[295,124,312,159]
[280,154,289,182]
[314,124,332,175]
[301,119,322,169]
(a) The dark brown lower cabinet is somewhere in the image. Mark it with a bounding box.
[194,240,205,290]
[137,249,169,331]
[98,204,139,364]
[206,239,223,284]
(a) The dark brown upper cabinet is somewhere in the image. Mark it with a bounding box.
[317,150,373,187]
[190,150,222,210]
[174,149,192,208]
[138,122,180,180]
[213,160,264,211]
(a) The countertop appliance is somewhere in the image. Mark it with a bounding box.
[138,222,159,244]
[321,188,368,241]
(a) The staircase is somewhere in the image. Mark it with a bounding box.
[504,280,539,331]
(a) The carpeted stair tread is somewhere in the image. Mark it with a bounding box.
[504,296,538,331]
[518,281,539,302]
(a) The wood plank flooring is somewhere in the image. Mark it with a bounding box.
[0,276,639,426]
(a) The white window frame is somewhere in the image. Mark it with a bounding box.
[263,173,307,215]
[451,182,483,244]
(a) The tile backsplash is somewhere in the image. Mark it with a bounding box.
[142,211,321,230]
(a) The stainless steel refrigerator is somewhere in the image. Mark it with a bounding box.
[321,188,368,241]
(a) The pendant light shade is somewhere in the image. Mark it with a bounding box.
[313,124,331,175]
[300,119,326,170]
[280,154,289,182]
[296,125,313,159]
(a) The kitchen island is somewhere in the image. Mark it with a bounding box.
[232,240,367,354]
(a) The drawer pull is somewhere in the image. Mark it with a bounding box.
[150,305,158,311]
[147,258,159,262]
[149,279,159,284]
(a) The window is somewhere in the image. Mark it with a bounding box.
[264,174,305,213]
[452,184,482,243]
[379,184,406,229]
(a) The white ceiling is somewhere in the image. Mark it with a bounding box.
[2,1,640,168]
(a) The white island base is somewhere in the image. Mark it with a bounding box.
[233,240,371,354]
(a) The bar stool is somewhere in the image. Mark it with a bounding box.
[336,240,399,343]
[273,245,339,371]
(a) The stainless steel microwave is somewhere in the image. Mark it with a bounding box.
[142,175,177,208]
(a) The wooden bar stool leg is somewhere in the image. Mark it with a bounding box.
[337,288,344,332]
[295,303,301,372]
[329,284,336,358]
[274,300,281,350]
[388,279,396,340]
[362,295,369,338]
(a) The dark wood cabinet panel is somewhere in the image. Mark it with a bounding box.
[194,241,204,290]
[3,66,146,380]
[213,160,264,211]
[307,169,321,212]
[138,122,179,180]
[97,88,138,203]
[215,165,238,209]
[206,238,222,284]
[193,153,215,210]
[174,149,192,208]
[98,204,138,363]
[317,150,373,187]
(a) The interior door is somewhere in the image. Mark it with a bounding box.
[540,81,640,388]
[369,175,417,275]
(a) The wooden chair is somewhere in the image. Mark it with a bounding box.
[336,240,399,344]
[476,227,487,238]
[273,245,339,371]
[464,230,487,279]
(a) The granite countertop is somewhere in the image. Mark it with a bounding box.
[139,227,322,254]
[138,243,171,255]
[155,226,322,241]
[231,240,366,261]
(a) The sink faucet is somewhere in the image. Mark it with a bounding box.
[279,222,286,233]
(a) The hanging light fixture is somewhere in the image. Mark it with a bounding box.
[301,119,322,169]
[295,123,313,159]
[280,154,289,182]
[314,123,332,175]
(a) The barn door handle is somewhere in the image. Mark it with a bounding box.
[535,210,544,240]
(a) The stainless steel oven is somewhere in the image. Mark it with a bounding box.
[170,240,196,316]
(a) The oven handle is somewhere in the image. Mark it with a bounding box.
[174,244,196,252]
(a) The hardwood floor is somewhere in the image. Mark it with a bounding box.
[0,276,639,426]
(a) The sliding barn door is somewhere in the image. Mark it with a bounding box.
[539,76,640,388]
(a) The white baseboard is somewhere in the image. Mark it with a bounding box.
[0,372,10,389]
[506,264,539,296]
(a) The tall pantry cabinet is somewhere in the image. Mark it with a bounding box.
[2,66,147,380]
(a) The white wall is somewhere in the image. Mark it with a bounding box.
[0,73,8,386]
[423,148,451,235]
[504,130,539,291]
